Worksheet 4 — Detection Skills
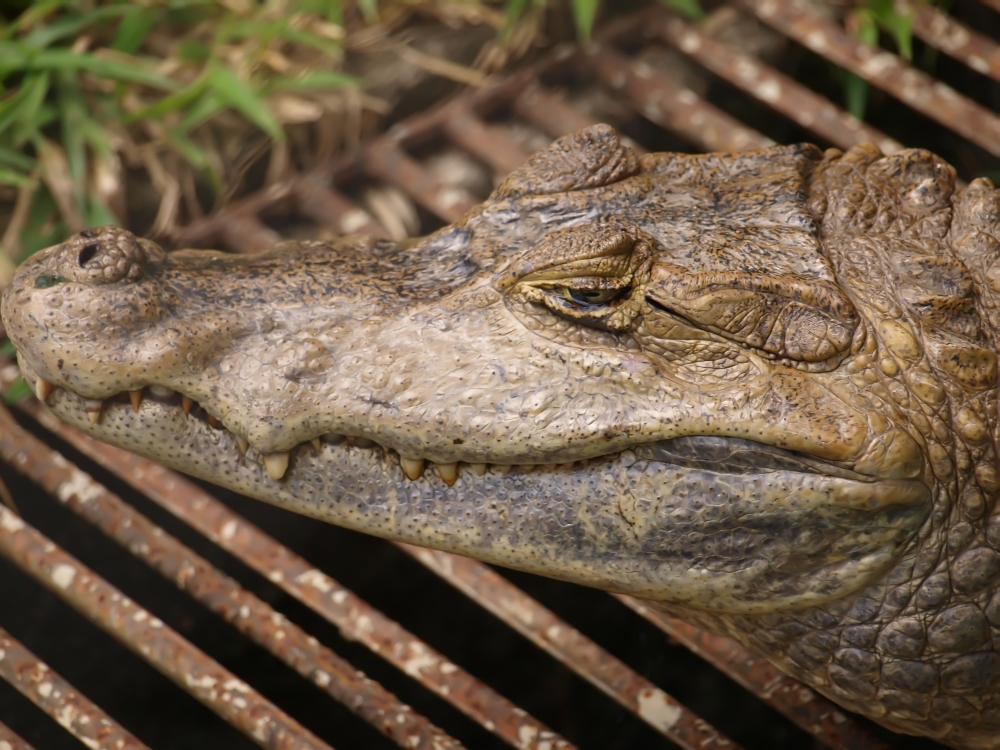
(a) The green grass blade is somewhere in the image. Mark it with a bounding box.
[111,5,160,54]
[178,91,224,131]
[2,0,71,40]
[357,0,379,23]
[85,194,119,227]
[571,0,600,39]
[263,70,360,93]
[26,49,174,89]
[0,147,35,171]
[0,165,36,187]
[207,64,284,141]
[658,0,705,21]
[0,71,49,138]
[123,71,210,123]
[22,6,132,50]
[3,378,32,406]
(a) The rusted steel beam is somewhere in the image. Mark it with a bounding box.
[511,85,649,157]
[736,0,1000,159]
[218,207,283,254]
[3,407,462,750]
[587,43,774,153]
[363,142,478,223]
[25,406,577,750]
[397,544,741,750]
[0,720,36,750]
[908,2,1000,83]
[295,173,390,239]
[0,507,333,750]
[0,630,144,750]
[175,181,296,250]
[441,106,531,176]
[645,11,903,155]
[615,597,890,750]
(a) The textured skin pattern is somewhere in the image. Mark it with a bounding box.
[4,126,1000,748]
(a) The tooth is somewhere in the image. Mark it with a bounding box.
[84,399,103,423]
[310,438,322,451]
[129,390,143,411]
[263,452,289,480]
[149,385,174,398]
[400,457,425,481]
[520,465,534,472]
[236,436,249,453]
[207,414,220,428]
[468,463,488,476]
[182,396,194,414]
[437,463,458,486]
[35,378,53,403]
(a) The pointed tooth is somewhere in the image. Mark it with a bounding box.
[310,438,322,451]
[263,452,289,480]
[437,462,458,486]
[400,457,425,481]
[84,399,103,423]
[129,389,143,411]
[181,395,194,414]
[236,435,249,453]
[35,378,53,403]
[468,463,488,476]
[148,385,174,398]
[207,414,220,428]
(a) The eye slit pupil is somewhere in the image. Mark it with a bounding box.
[567,287,622,305]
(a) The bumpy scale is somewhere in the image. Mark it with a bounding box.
[5,125,1000,749]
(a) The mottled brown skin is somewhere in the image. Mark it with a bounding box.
[5,125,1000,748]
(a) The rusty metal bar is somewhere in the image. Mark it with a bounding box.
[587,43,774,152]
[909,1,1000,83]
[24,405,577,750]
[398,544,741,750]
[441,106,531,175]
[295,173,390,239]
[0,720,36,750]
[364,142,478,223]
[736,0,1000,158]
[645,11,903,154]
[0,505,334,750]
[614,597,890,750]
[512,84,608,139]
[510,84,648,156]
[3,407,462,750]
[0,628,145,750]
[218,207,283,254]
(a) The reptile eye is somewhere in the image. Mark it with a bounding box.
[566,288,625,305]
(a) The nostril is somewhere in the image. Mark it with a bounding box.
[78,243,99,267]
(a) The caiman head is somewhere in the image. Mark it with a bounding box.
[3,126,999,627]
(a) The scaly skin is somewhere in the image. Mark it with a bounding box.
[5,125,1000,747]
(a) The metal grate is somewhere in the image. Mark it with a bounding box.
[2,3,998,748]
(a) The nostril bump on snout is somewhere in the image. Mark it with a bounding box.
[78,243,99,267]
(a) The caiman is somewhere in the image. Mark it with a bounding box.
[5,125,1000,749]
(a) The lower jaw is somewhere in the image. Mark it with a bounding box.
[37,383,931,614]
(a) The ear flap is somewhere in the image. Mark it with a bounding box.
[491,124,640,200]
